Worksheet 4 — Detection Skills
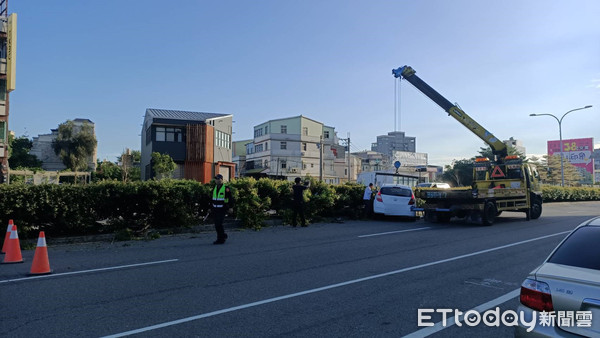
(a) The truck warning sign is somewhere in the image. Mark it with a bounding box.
[491,165,505,178]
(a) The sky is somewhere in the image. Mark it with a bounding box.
[8,0,600,166]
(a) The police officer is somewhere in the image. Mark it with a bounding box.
[211,174,234,244]
[291,177,310,227]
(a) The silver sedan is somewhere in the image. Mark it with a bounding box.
[516,216,600,337]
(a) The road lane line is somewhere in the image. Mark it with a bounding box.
[359,227,431,238]
[103,230,570,337]
[403,288,521,337]
[0,259,179,284]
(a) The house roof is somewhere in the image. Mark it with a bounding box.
[146,108,230,121]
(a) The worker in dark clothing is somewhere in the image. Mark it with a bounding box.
[211,174,234,244]
[291,177,310,227]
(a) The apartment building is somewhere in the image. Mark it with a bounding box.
[371,131,416,158]
[244,115,342,183]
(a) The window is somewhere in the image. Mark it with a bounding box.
[254,128,263,138]
[265,142,268,151]
[0,79,6,101]
[265,126,268,134]
[380,187,413,197]
[155,127,183,143]
[302,127,308,136]
[255,144,263,153]
[303,162,307,169]
[156,127,165,142]
[0,121,5,142]
[215,130,231,149]
[323,130,330,139]
[280,141,287,150]
[302,143,307,151]
[548,227,600,270]
[281,125,287,134]
[281,160,286,169]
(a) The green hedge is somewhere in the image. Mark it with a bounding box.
[542,185,600,202]
[0,178,366,238]
[3,180,596,239]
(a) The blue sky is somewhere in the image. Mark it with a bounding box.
[8,0,600,166]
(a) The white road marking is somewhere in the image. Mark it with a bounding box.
[403,288,521,337]
[358,227,431,238]
[0,259,179,284]
[103,230,570,337]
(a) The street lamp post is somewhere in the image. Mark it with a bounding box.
[530,105,593,187]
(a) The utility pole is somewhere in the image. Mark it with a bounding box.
[319,135,323,181]
[341,133,351,183]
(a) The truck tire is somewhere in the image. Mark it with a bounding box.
[482,201,496,226]
[530,199,542,220]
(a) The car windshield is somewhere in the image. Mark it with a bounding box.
[380,187,412,197]
[547,226,600,270]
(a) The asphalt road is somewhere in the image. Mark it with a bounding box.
[1,201,599,337]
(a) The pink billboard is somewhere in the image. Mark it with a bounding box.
[547,137,594,176]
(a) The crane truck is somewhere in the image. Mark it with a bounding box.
[392,65,543,226]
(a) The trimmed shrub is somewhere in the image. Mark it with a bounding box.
[2,180,596,239]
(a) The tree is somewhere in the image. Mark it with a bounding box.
[120,149,141,182]
[93,160,122,181]
[151,152,176,179]
[8,135,42,169]
[477,143,525,162]
[441,159,474,187]
[545,155,582,186]
[51,120,97,171]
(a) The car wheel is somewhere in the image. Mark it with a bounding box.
[482,201,496,226]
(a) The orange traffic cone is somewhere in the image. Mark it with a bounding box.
[29,231,52,275]
[2,225,23,264]
[1,219,14,253]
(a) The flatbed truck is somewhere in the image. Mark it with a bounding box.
[392,65,543,225]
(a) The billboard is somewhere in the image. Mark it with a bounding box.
[547,137,595,183]
[392,151,428,168]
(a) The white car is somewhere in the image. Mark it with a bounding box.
[372,184,417,219]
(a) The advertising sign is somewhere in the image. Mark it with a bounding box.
[6,13,16,92]
[547,137,594,182]
[392,151,428,168]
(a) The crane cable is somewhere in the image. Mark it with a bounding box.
[394,77,397,132]
[394,77,402,132]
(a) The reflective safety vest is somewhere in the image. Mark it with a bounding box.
[212,184,229,208]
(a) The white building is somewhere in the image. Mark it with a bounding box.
[30,119,97,171]
[244,115,347,183]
